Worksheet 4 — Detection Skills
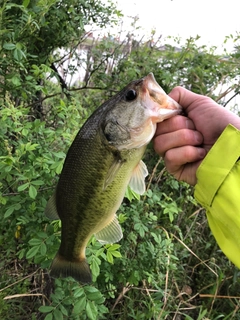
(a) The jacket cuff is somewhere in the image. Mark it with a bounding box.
[194,124,240,207]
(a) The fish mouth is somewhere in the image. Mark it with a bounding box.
[142,73,182,122]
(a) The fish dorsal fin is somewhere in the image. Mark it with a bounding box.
[103,159,124,190]
[45,191,60,220]
[95,215,123,244]
[128,160,148,195]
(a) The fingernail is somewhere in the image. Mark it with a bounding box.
[194,131,202,144]
[185,119,191,129]
[185,118,196,130]
[197,148,206,159]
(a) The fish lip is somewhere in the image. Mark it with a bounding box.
[142,73,182,122]
[157,108,182,121]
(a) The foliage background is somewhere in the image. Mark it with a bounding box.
[1,1,240,319]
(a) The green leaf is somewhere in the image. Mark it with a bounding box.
[110,251,122,258]
[0,196,7,205]
[53,308,63,320]
[72,296,86,314]
[106,251,113,264]
[4,203,21,218]
[25,143,39,151]
[168,212,174,223]
[22,0,30,8]
[11,75,21,86]
[3,43,16,50]
[125,185,140,201]
[40,242,47,256]
[90,258,100,278]
[86,290,102,301]
[84,286,102,302]
[4,207,15,219]
[14,48,26,61]
[39,305,54,313]
[59,305,68,316]
[37,231,47,239]
[73,287,84,298]
[26,245,39,259]
[29,185,37,199]
[18,182,30,192]
[31,179,44,186]
[44,314,53,320]
[18,248,25,260]
[52,151,66,158]
[22,128,28,136]
[28,238,42,246]
[86,301,98,320]
[13,48,21,61]
[107,244,121,251]
[84,286,99,293]
[55,162,63,174]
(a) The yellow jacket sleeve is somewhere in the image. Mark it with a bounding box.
[194,124,240,268]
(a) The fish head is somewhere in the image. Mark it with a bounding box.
[102,73,182,150]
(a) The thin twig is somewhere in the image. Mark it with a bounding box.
[157,227,171,320]
[171,233,218,277]
[110,284,132,312]
[215,86,235,102]
[3,293,48,300]
[224,91,240,107]
[0,269,40,293]
[146,157,162,193]
[199,294,240,299]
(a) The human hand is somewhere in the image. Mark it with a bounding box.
[153,86,240,185]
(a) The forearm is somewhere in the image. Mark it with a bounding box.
[194,124,240,268]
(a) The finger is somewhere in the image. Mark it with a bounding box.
[164,146,206,171]
[168,161,201,186]
[168,86,210,112]
[155,115,195,135]
[169,86,197,105]
[169,87,201,109]
[164,146,206,185]
[153,129,203,156]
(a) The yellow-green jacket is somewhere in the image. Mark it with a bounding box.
[194,124,240,268]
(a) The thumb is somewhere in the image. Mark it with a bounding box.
[168,86,205,113]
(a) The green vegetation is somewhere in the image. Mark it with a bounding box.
[1,1,240,319]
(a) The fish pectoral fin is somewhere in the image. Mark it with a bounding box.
[44,191,60,220]
[128,160,148,195]
[103,159,123,190]
[95,215,123,244]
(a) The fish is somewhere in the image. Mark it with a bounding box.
[45,73,182,283]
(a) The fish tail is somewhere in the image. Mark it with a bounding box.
[50,252,92,283]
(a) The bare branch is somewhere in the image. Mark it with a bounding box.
[223,91,240,107]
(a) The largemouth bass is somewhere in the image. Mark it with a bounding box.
[45,73,181,283]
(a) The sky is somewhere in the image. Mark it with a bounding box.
[111,0,240,53]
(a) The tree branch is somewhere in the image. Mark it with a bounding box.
[223,91,240,107]
[50,63,71,99]
[26,86,118,108]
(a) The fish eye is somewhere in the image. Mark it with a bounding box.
[125,89,137,101]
